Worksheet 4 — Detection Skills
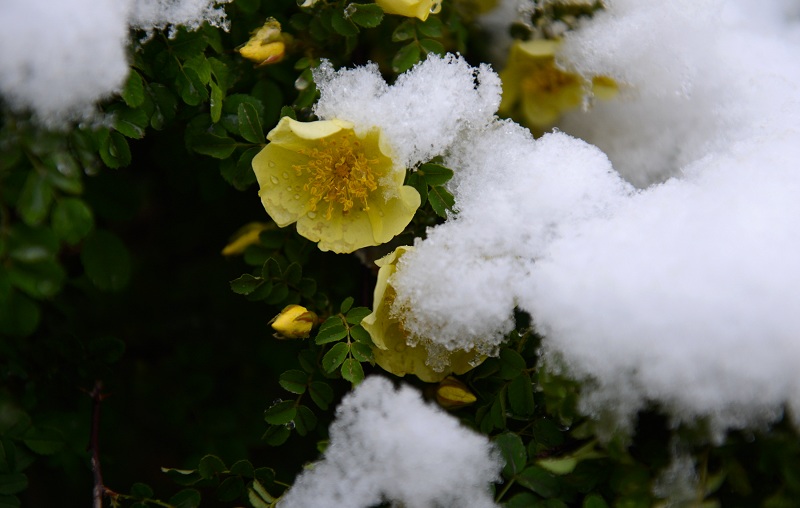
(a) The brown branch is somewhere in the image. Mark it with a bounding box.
[88,380,112,508]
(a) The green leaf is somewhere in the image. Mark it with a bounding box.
[113,107,149,139]
[284,262,302,284]
[217,475,245,502]
[264,282,289,304]
[341,358,364,385]
[294,406,317,437]
[417,163,453,186]
[17,171,52,226]
[498,348,526,380]
[419,38,445,55]
[348,3,384,27]
[495,432,526,477]
[331,9,359,36]
[220,147,259,191]
[315,322,348,345]
[264,400,296,425]
[393,42,421,73]
[349,324,373,345]
[198,455,227,479]
[417,16,443,37]
[191,133,237,159]
[51,198,94,245]
[345,306,371,325]
[279,370,308,394]
[340,296,354,313]
[517,466,560,497]
[0,292,39,337]
[160,467,202,487]
[406,172,428,206]
[322,342,349,372]
[427,185,455,218]
[80,230,131,292]
[121,70,145,107]
[0,474,26,496]
[583,494,610,508]
[280,106,297,120]
[237,102,264,144]
[532,419,565,449]
[99,130,131,168]
[168,488,201,508]
[508,373,535,417]
[392,20,416,41]
[184,54,211,84]
[130,482,154,499]
[210,82,223,123]
[350,342,373,362]
[8,260,66,299]
[229,460,254,478]
[229,274,262,295]
[309,381,334,410]
[22,427,63,455]
[505,493,538,508]
[249,478,275,506]
[261,425,291,446]
[176,67,208,106]
[7,224,58,262]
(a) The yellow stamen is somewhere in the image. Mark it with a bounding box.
[294,132,380,219]
[523,62,580,95]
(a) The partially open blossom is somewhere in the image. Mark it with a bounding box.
[499,39,618,129]
[362,246,482,382]
[252,117,420,253]
[238,18,288,66]
[376,0,442,21]
[221,222,271,256]
[270,304,318,339]
[435,376,478,409]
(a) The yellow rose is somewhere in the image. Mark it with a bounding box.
[499,39,618,130]
[270,304,318,339]
[435,376,478,409]
[238,18,288,66]
[252,117,420,254]
[362,246,482,382]
[376,0,442,21]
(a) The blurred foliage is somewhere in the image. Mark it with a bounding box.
[1,0,799,507]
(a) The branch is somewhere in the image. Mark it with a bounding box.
[88,380,112,508]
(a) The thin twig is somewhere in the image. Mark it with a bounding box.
[88,380,109,508]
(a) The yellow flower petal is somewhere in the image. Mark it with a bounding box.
[238,18,288,65]
[376,0,440,21]
[221,222,271,256]
[362,246,483,382]
[253,117,420,253]
[500,39,617,130]
[270,304,318,339]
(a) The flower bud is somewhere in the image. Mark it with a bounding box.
[270,305,317,339]
[238,18,288,66]
[435,376,477,409]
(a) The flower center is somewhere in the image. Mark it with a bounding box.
[294,132,380,219]
[523,62,580,95]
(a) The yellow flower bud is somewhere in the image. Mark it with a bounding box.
[376,0,442,22]
[238,18,288,66]
[270,305,318,339]
[435,376,477,409]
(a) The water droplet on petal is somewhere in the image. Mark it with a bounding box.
[270,176,279,184]
[294,194,300,200]
[282,171,289,179]
[307,211,317,219]
[268,161,276,168]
